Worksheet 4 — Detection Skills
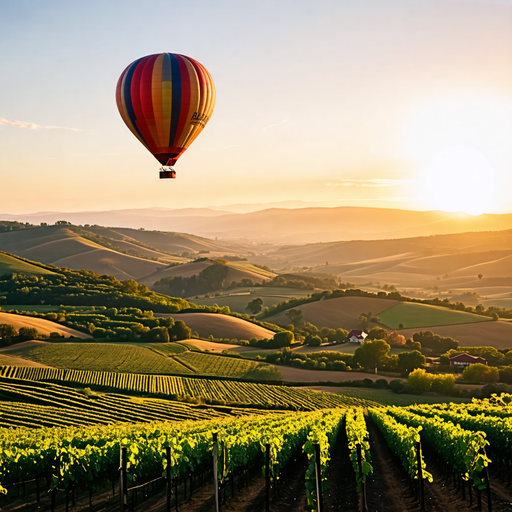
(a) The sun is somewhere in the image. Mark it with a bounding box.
[420,145,495,215]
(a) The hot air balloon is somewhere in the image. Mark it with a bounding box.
[116,53,216,178]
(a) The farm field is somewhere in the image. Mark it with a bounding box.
[377,301,491,329]
[278,366,401,383]
[0,377,270,429]
[293,343,409,355]
[161,312,276,340]
[188,286,309,313]
[176,351,260,377]
[266,296,399,330]
[0,366,383,410]
[305,386,470,406]
[0,312,91,338]
[398,319,512,349]
[3,343,194,375]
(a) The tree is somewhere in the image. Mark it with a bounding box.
[354,339,390,369]
[358,314,369,330]
[387,331,406,347]
[18,327,39,341]
[305,335,322,347]
[492,312,499,321]
[397,350,425,372]
[367,326,388,341]
[285,309,304,328]
[246,297,263,315]
[0,324,18,339]
[172,320,192,341]
[272,330,294,347]
[478,274,483,280]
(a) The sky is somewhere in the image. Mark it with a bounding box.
[1,0,512,215]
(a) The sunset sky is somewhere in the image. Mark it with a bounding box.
[1,0,512,215]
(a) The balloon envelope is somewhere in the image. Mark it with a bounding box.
[116,53,215,167]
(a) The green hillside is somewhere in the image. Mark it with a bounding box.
[4,343,194,375]
[0,252,55,277]
[377,302,492,329]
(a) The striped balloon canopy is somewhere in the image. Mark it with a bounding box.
[116,53,215,168]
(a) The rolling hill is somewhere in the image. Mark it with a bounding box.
[266,296,399,330]
[144,258,276,288]
[0,312,91,338]
[0,252,56,277]
[0,225,169,281]
[4,206,512,243]
[158,312,276,340]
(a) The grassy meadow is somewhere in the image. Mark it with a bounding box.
[377,301,492,329]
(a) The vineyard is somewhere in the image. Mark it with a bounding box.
[2,397,512,511]
[0,366,382,410]
[0,377,281,429]
[175,352,260,377]
[5,343,195,375]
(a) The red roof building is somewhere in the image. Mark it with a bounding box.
[449,353,487,367]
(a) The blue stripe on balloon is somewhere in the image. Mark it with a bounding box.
[168,53,182,147]
[123,58,145,143]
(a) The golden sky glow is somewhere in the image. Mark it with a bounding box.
[1,0,512,215]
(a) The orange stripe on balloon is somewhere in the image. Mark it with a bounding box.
[177,57,200,148]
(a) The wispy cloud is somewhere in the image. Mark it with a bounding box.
[326,178,417,188]
[263,119,287,130]
[0,117,79,131]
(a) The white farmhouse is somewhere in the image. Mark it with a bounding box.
[347,330,367,343]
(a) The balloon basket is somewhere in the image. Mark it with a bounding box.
[159,168,176,179]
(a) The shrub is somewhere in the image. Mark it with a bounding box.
[374,379,388,389]
[406,369,432,394]
[461,363,499,383]
[499,366,512,384]
[389,379,404,393]
[481,382,507,398]
[363,378,374,388]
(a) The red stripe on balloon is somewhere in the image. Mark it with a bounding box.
[139,54,159,149]
[130,58,154,149]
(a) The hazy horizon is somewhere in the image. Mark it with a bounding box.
[2,0,512,216]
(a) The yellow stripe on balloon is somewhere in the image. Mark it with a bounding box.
[161,55,172,149]
[152,54,165,148]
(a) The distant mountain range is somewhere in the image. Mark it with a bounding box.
[2,206,512,244]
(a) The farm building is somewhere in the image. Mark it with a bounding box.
[347,330,368,343]
[449,353,487,367]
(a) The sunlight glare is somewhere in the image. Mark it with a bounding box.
[421,145,495,215]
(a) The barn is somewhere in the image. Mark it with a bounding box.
[449,353,487,367]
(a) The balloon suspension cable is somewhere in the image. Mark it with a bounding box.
[159,166,176,179]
